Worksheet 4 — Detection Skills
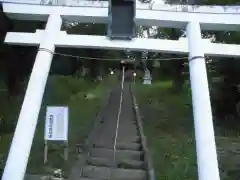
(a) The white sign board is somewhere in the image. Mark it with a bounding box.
[44,106,69,141]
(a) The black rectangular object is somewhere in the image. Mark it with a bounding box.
[108,0,136,40]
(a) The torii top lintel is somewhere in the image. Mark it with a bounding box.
[2,1,240,31]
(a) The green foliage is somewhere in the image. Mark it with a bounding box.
[136,80,240,180]
[0,79,23,135]
[0,75,116,176]
[136,81,196,180]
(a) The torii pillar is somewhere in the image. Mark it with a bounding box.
[187,21,220,180]
[2,12,62,180]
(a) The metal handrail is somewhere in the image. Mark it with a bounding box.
[110,66,125,180]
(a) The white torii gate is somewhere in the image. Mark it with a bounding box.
[1,2,240,180]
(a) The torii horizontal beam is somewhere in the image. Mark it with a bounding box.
[5,30,240,57]
[2,2,240,31]
[3,0,240,14]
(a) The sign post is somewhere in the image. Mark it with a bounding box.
[44,106,69,164]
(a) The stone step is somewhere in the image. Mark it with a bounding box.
[94,141,141,151]
[82,165,147,180]
[87,156,145,169]
[90,148,143,161]
[25,175,92,180]
[119,121,137,125]
[87,156,113,167]
[117,130,139,136]
[24,175,49,180]
[117,159,145,169]
[75,178,92,180]
[117,142,141,151]
[117,135,141,143]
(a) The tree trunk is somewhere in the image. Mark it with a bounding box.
[172,59,185,92]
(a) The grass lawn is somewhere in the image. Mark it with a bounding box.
[135,80,240,180]
[0,75,117,177]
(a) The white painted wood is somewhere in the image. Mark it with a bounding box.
[2,2,240,30]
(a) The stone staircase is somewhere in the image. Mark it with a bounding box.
[23,83,152,180]
[79,83,147,180]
